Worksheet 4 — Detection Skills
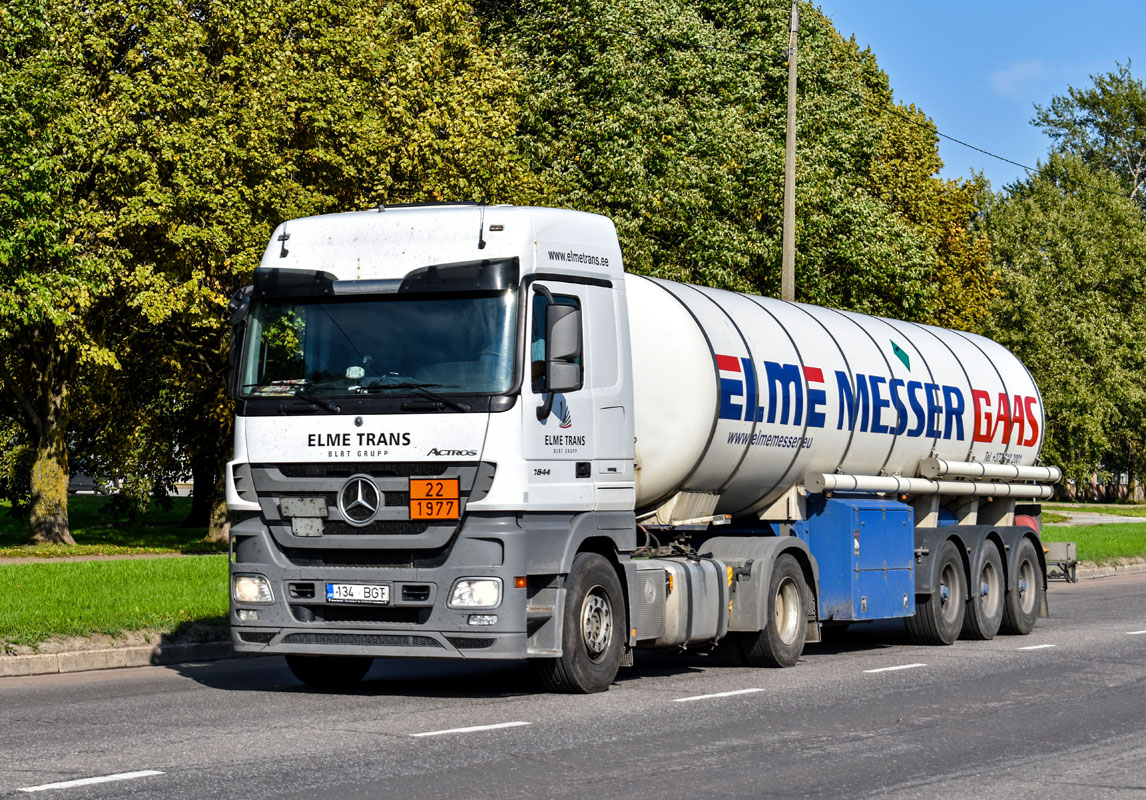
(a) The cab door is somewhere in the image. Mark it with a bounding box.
[522,282,595,509]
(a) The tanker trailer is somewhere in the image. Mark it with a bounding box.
[225,204,1053,693]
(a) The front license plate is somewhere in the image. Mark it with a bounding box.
[409,479,461,520]
[326,583,390,604]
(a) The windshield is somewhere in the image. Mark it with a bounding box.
[239,290,517,398]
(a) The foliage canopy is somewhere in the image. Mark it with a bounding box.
[0,0,535,541]
[983,154,1146,485]
[481,0,993,324]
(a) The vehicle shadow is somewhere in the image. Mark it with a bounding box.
[164,621,910,697]
[168,651,715,697]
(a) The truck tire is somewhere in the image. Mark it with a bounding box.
[905,539,965,645]
[535,552,624,693]
[285,655,373,688]
[1001,537,1041,635]
[961,540,1005,640]
[737,554,807,668]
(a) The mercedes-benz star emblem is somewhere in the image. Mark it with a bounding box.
[338,475,382,526]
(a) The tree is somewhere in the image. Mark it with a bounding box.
[1034,61,1146,204]
[481,0,989,324]
[981,154,1146,486]
[867,102,996,330]
[0,0,123,543]
[1,0,536,543]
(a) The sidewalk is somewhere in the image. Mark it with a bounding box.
[1048,510,1146,526]
[0,639,235,678]
[1073,558,1146,579]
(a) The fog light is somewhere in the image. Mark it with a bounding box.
[233,574,274,604]
[236,609,260,621]
[468,615,498,626]
[448,578,502,609]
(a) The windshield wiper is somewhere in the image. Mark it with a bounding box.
[292,390,341,414]
[241,382,342,414]
[363,381,471,412]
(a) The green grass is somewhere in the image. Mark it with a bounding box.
[0,555,229,650]
[1041,522,1146,564]
[0,495,225,558]
[1042,512,1070,524]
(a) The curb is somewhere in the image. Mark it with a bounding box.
[0,640,234,679]
[1073,562,1146,580]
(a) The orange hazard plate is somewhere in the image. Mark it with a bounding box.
[409,479,461,520]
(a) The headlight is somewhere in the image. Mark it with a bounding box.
[232,574,274,604]
[448,578,502,609]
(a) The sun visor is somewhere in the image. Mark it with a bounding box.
[251,268,338,298]
[399,258,519,294]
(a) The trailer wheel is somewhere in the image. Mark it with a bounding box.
[905,539,965,645]
[535,552,624,693]
[961,541,1005,640]
[738,554,806,668]
[1001,537,1042,635]
[285,655,373,688]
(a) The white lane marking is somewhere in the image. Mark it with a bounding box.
[673,688,764,703]
[863,663,927,674]
[410,721,530,738]
[19,771,164,793]
[1018,644,1057,650]
[1128,630,1146,635]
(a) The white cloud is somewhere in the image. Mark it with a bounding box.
[991,60,1052,96]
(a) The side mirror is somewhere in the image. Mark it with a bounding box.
[545,304,582,393]
[228,285,253,325]
[535,295,583,421]
[227,285,253,398]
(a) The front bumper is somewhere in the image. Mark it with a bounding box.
[229,512,532,661]
[231,628,528,660]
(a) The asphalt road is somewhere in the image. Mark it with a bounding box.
[2,575,1144,799]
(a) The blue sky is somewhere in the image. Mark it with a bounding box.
[816,1,1146,191]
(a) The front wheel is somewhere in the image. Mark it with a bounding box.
[535,552,624,693]
[737,554,807,668]
[1001,537,1042,635]
[285,655,373,688]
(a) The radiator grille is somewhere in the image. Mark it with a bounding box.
[282,546,450,569]
[276,462,449,479]
[281,632,442,648]
[320,520,428,537]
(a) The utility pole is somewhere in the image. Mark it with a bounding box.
[781,0,798,302]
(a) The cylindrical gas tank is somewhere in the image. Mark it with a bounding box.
[626,275,1045,516]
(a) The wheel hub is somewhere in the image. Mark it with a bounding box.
[774,577,801,645]
[580,588,612,659]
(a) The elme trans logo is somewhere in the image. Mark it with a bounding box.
[541,393,573,429]
[716,352,1039,447]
